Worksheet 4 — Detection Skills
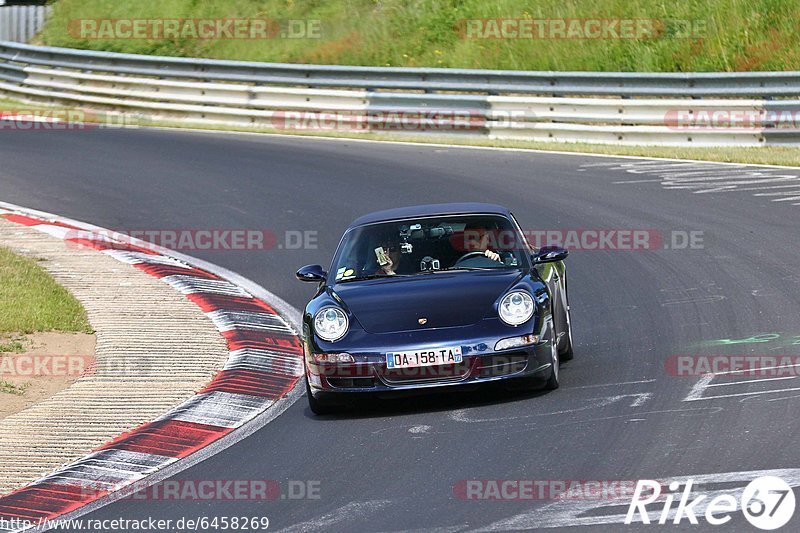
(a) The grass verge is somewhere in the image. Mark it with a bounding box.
[36,0,800,72]
[0,381,27,396]
[0,246,92,335]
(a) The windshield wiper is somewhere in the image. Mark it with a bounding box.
[439,266,494,272]
[338,274,405,282]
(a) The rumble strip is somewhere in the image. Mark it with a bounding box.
[0,207,303,531]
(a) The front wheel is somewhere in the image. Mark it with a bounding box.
[559,274,574,361]
[306,376,337,415]
[544,335,560,390]
[559,304,574,361]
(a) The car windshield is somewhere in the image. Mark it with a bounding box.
[330,214,529,282]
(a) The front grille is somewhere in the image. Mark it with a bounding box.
[478,353,528,378]
[327,377,375,389]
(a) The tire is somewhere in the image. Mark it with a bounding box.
[544,334,560,390]
[559,275,574,361]
[559,304,574,362]
[306,376,338,415]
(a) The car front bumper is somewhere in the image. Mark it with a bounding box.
[305,337,554,403]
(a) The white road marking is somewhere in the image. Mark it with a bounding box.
[132,125,800,174]
[612,179,664,184]
[588,160,800,206]
[628,393,653,407]
[683,375,714,401]
[475,468,800,531]
[709,362,800,376]
[684,363,800,402]
[686,386,800,402]
[706,376,796,387]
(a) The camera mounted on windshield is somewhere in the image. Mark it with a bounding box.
[398,223,454,255]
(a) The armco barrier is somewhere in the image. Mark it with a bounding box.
[0,40,799,146]
[0,6,49,43]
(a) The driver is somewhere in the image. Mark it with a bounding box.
[464,223,503,262]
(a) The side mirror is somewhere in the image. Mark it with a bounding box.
[532,246,569,264]
[296,264,327,282]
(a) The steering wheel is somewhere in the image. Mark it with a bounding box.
[453,251,489,266]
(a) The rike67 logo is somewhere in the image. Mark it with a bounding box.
[626,476,795,529]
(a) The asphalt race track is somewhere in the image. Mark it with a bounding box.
[1,127,799,532]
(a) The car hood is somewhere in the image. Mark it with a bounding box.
[332,269,525,334]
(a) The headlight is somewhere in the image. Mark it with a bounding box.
[498,290,535,326]
[314,306,349,342]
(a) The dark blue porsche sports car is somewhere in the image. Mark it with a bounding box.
[296,203,573,414]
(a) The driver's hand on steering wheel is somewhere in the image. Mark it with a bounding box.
[484,249,501,262]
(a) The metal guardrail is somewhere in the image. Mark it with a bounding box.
[0,5,49,43]
[0,40,798,146]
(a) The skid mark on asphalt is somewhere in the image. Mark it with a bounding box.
[581,160,800,206]
[571,379,655,390]
[374,527,468,533]
[449,381,657,426]
[767,393,800,402]
[658,283,727,307]
[474,468,800,530]
[276,500,393,532]
[683,362,800,402]
[540,407,724,432]
[450,393,654,424]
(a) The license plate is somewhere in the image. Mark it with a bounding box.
[386,346,463,369]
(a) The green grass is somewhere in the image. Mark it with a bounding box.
[36,0,800,71]
[0,380,27,396]
[0,247,92,334]
[0,337,26,353]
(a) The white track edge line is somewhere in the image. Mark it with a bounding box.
[134,124,800,172]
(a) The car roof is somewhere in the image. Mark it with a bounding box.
[349,203,512,227]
